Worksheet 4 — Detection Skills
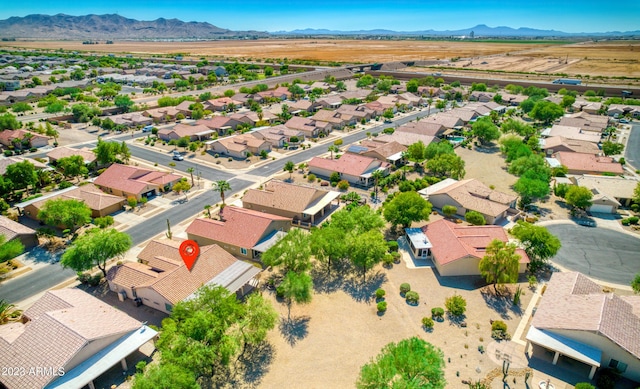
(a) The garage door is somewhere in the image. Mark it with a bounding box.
[589,204,613,213]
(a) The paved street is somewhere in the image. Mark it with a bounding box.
[546,223,640,285]
[625,123,640,170]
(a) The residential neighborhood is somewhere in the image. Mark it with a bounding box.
[0,42,639,389]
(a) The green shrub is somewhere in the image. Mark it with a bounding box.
[94,216,114,229]
[337,180,350,190]
[375,289,386,299]
[387,240,399,252]
[307,174,316,182]
[135,360,147,374]
[445,294,467,316]
[465,210,486,226]
[422,317,434,329]
[276,285,285,299]
[58,181,73,189]
[405,291,419,304]
[431,307,445,319]
[377,301,387,312]
[400,283,411,294]
[491,320,507,333]
[574,383,595,389]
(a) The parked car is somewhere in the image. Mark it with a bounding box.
[142,125,154,132]
[619,119,630,124]
[575,219,596,227]
[172,152,184,161]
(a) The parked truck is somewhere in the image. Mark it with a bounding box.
[552,78,582,85]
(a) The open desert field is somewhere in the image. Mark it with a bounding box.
[2,39,638,78]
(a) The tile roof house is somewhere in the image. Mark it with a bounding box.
[397,120,447,137]
[607,104,640,118]
[142,107,181,123]
[242,180,341,225]
[46,146,97,165]
[311,109,352,130]
[559,116,607,134]
[526,272,640,381]
[93,163,183,201]
[196,116,244,135]
[571,174,640,208]
[540,136,601,156]
[110,112,153,127]
[204,96,243,112]
[207,133,270,159]
[419,178,517,225]
[285,116,332,138]
[157,123,215,141]
[0,156,48,176]
[374,132,439,148]
[186,206,291,260]
[347,140,407,166]
[229,110,278,126]
[0,129,49,149]
[541,125,602,144]
[308,153,390,187]
[422,113,465,131]
[252,125,304,148]
[257,86,291,100]
[0,215,38,250]
[0,289,156,389]
[107,239,261,314]
[554,152,624,175]
[414,219,529,276]
[18,184,126,219]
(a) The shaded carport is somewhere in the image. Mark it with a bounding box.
[526,326,601,379]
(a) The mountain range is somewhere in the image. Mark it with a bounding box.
[0,15,637,39]
[0,14,267,39]
[274,24,640,37]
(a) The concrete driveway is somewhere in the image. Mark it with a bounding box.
[545,223,640,286]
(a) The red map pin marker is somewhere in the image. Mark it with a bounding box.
[179,240,200,271]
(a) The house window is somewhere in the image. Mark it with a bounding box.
[609,359,627,373]
[240,248,248,255]
[165,303,173,312]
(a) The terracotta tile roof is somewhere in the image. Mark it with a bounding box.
[0,289,141,389]
[0,215,36,241]
[213,133,268,152]
[46,146,96,164]
[94,164,182,195]
[159,123,213,138]
[422,219,529,266]
[555,152,624,175]
[107,239,241,304]
[0,156,48,175]
[573,174,640,200]
[429,179,516,218]
[308,153,387,177]
[541,136,600,155]
[0,129,49,146]
[285,116,320,132]
[397,121,446,137]
[28,184,125,214]
[186,206,288,248]
[533,272,640,359]
[255,125,303,139]
[242,180,337,214]
[423,114,464,128]
[196,116,238,130]
[544,124,602,143]
[375,132,438,147]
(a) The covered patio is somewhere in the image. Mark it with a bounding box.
[526,326,602,379]
[302,191,341,224]
[404,228,432,259]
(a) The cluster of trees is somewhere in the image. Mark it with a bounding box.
[133,285,277,388]
[504,149,551,207]
[472,117,501,145]
[554,184,594,211]
[406,141,466,180]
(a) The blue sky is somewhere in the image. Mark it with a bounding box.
[2,1,639,33]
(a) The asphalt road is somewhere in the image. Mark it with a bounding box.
[546,223,640,285]
[624,123,640,171]
[0,264,76,304]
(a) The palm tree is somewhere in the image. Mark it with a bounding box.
[212,180,231,205]
[328,145,339,160]
[204,205,212,218]
[371,170,385,202]
[0,300,22,324]
[186,167,195,186]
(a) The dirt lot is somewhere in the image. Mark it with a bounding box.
[456,145,517,197]
[3,39,638,78]
[258,259,534,389]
